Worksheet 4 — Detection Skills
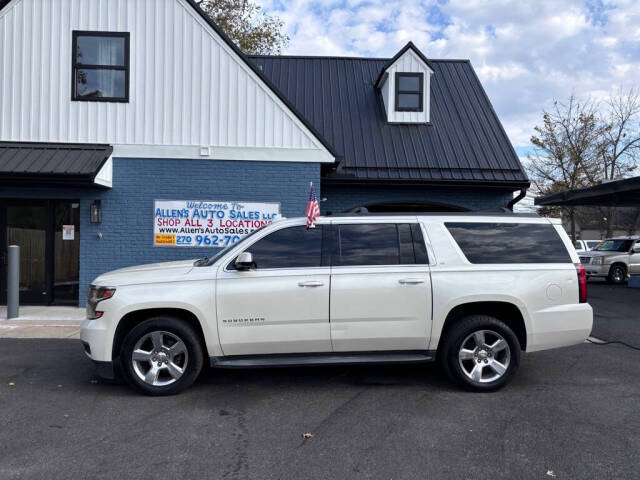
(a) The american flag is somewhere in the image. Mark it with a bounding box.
[306,184,320,229]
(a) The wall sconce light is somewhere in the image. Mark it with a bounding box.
[90,200,102,224]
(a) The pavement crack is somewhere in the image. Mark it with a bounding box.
[295,387,368,449]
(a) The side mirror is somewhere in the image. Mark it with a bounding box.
[633,244,640,253]
[235,252,254,270]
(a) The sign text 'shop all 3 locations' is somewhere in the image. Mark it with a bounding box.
[154,200,281,247]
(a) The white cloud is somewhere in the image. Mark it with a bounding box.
[260,0,640,148]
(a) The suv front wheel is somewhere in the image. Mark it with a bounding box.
[120,317,204,396]
[441,315,521,392]
[607,264,627,284]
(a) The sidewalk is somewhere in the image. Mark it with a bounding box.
[0,306,85,339]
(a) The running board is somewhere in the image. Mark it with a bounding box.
[210,351,436,369]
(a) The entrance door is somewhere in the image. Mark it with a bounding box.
[1,200,48,304]
[1,200,80,305]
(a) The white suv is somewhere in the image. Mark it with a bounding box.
[81,213,593,395]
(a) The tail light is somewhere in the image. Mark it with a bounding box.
[576,264,587,303]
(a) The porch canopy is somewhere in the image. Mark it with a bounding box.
[535,176,640,207]
[0,141,113,188]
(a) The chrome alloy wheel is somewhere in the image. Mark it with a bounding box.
[610,266,625,283]
[458,330,511,384]
[131,331,189,387]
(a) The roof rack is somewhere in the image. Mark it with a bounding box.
[325,209,540,218]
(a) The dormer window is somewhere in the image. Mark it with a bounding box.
[376,42,433,123]
[395,73,423,112]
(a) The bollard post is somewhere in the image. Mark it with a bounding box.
[7,245,19,319]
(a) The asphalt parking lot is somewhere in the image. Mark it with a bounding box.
[1,283,639,480]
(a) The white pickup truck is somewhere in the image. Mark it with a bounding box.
[81,213,593,395]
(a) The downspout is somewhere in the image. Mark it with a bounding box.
[507,188,527,211]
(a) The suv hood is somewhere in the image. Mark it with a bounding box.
[92,259,197,287]
[579,251,619,258]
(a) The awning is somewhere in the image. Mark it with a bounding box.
[535,176,640,207]
[0,142,113,188]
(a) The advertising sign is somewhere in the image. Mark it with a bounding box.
[154,200,281,247]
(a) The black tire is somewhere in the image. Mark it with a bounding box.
[607,264,627,285]
[440,315,521,392]
[120,316,204,396]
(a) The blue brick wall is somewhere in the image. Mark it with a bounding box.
[3,158,320,305]
[321,184,513,214]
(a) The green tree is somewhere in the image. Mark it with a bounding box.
[197,0,289,55]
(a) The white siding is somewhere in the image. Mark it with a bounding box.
[0,0,333,163]
[380,49,432,124]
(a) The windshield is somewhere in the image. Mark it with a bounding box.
[594,239,633,252]
[194,224,271,267]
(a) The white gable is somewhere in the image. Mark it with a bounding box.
[379,48,433,124]
[0,0,334,163]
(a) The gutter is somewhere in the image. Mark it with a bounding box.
[507,188,527,210]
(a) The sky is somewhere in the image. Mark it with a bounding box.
[260,0,640,158]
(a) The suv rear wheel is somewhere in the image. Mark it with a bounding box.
[120,316,204,396]
[441,315,520,392]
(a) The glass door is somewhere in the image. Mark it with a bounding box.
[53,201,80,304]
[2,200,49,304]
[1,199,80,305]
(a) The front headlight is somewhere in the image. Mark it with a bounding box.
[86,285,116,319]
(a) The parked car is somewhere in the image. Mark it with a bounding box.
[578,236,640,284]
[81,213,593,395]
[574,239,601,252]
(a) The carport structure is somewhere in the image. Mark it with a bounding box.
[535,176,640,207]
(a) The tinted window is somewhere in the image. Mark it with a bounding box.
[398,224,415,264]
[334,224,400,266]
[234,226,322,269]
[594,239,633,252]
[411,223,429,264]
[445,222,572,264]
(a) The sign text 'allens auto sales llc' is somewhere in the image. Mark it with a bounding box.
[154,200,281,247]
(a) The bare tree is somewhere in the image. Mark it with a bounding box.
[528,95,603,241]
[197,0,289,55]
[597,88,640,236]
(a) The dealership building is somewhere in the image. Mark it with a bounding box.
[0,0,529,306]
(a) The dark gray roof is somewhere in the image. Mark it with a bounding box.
[0,142,112,185]
[535,176,640,207]
[250,55,529,187]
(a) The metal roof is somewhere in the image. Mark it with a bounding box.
[0,141,112,185]
[535,176,640,207]
[250,55,529,187]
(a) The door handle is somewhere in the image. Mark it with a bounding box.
[298,280,324,287]
[398,278,425,285]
